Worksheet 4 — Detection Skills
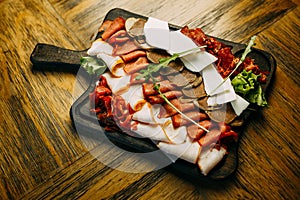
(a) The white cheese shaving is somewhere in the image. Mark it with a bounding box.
[169,30,217,72]
[168,30,196,54]
[181,52,218,72]
[230,94,250,116]
[202,64,237,105]
[144,17,170,50]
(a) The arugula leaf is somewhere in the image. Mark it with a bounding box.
[80,56,107,76]
[231,69,267,107]
[136,46,206,81]
[135,54,179,81]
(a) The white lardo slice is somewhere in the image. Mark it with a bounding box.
[198,147,227,176]
[133,123,169,142]
[97,53,125,77]
[120,84,146,111]
[168,31,217,72]
[144,17,170,50]
[102,72,131,95]
[157,138,201,163]
[162,120,187,144]
[87,38,113,56]
[230,94,250,116]
[132,102,156,124]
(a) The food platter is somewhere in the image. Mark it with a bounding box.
[30,8,276,182]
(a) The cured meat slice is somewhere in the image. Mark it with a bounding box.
[147,91,183,104]
[198,147,227,176]
[107,30,128,44]
[124,57,149,74]
[112,39,140,56]
[97,53,125,77]
[132,102,156,124]
[121,50,147,63]
[133,123,169,142]
[111,95,132,130]
[98,20,113,33]
[205,103,237,124]
[162,120,187,144]
[172,111,208,128]
[102,73,131,94]
[158,137,201,163]
[187,120,212,140]
[87,39,113,56]
[198,128,221,147]
[158,99,195,118]
[142,80,177,97]
[101,17,126,41]
[120,84,145,112]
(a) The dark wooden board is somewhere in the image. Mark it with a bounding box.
[31,8,276,182]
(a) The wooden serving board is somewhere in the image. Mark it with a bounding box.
[30,8,276,181]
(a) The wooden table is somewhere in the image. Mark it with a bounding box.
[0,0,299,199]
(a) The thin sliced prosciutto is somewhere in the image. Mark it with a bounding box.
[124,57,149,74]
[101,17,126,41]
[172,111,209,128]
[121,50,147,63]
[158,98,195,118]
[187,120,212,140]
[147,90,183,104]
[142,80,178,97]
[112,39,140,56]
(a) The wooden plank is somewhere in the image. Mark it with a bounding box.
[20,142,165,199]
[0,0,299,199]
[0,0,87,199]
[48,0,296,48]
[256,7,300,84]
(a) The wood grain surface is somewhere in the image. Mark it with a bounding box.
[0,0,299,199]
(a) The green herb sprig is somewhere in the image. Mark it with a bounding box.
[153,84,209,132]
[136,46,209,132]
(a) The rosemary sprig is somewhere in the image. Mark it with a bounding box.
[136,46,206,81]
[208,36,257,96]
[154,84,209,132]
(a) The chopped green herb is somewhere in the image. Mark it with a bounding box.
[231,69,267,107]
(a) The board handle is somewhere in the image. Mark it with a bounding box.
[30,43,87,73]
